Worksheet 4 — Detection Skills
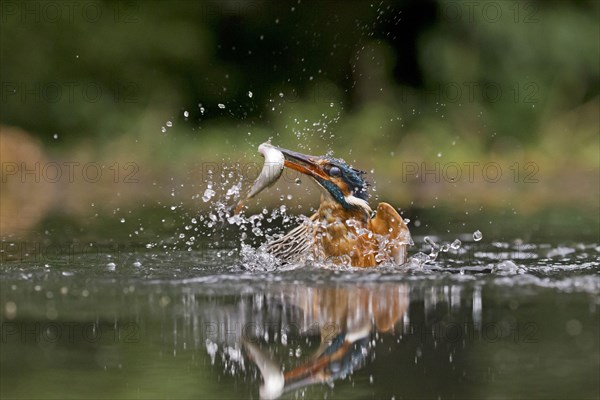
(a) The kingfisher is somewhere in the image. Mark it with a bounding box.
[259,146,412,267]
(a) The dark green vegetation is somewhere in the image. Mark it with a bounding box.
[1,1,598,231]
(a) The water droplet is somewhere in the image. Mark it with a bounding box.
[295,178,302,185]
[120,218,125,223]
[183,110,189,118]
[160,126,166,133]
[424,236,439,250]
[248,91,253,98]
[166,121,173,127]
[202,188,216,202]
[473,230,483,241]
[450,239,462,250]
[53,133,58,139]
[218,103,226,109]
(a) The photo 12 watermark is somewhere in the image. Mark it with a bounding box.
[409,320,539,344]
[204,321,340,344]
[0,240,147,264]
[201,319,538,344]
[0,241,233,265]
[1,81,140,105]
[0,320,140,344]
[400,81,539,104]
[0,0,142,24]
[441,1,540,24]
[1,162,140,184]
[198,160,540,185]
[400,161,539,184]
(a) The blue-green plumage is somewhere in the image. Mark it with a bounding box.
[317,157,369,209]
[316,178,349,208]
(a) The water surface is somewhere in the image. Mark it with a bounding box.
[1,211,599,399]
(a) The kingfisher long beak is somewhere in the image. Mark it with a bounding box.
[275,147,328,181]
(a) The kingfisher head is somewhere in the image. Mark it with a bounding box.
[275,146,371,213]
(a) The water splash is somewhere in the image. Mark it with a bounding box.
[407,235,466,270]
[202,185,216,202]
[450,239,461,250]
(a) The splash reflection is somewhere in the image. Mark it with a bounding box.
[175,283,483,399]
[3,275,598,399]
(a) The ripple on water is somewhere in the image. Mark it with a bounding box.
[1,239,598,296]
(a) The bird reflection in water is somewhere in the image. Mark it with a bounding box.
[202,284,408,399]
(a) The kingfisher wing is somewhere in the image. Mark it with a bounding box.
[369,202,412,265]
[265,213,318,264]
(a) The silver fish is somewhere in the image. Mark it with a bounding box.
[243,340,284,399]
[235,142,284,213]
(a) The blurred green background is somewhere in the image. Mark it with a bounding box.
[1,0,598,236]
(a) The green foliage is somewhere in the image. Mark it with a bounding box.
[1,0,595,143]
[0,0,598,212]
